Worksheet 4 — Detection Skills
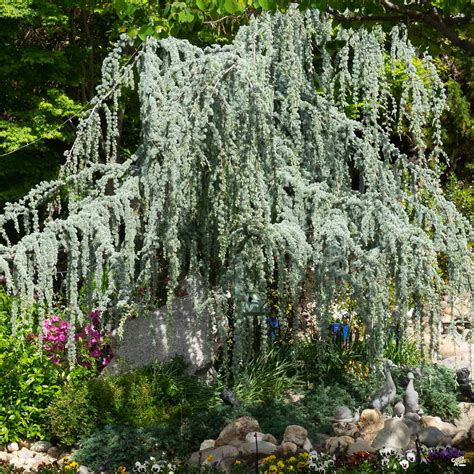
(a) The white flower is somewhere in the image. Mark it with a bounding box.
[308,463,317,471]
[381,457,389,467]
[399,459,409,470]
[151,464,161,473]
[406,451,416,463]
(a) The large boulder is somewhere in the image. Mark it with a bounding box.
[283,425,308,447]
[418,427,448,447]
[215,417,261,447]
[372,420,411,450]
[358,409,384,441]
[240,441,277,455]
[454,402,474,431]
[420,416,458,436]
[189,445,239,465]
[104,279,214,375]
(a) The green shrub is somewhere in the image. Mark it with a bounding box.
[46,383,99,446]
[0,288,64,442]
[47,357,215,446]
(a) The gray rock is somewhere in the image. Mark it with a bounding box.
[31,441,52,453]
[46,446,61,459]
[401,417,421,435]
[372,420,411,450]
[283,425,308,447]
[452,429,469,447]
[189,446,239,465]
[78,466,89,474]
[240,440,277,455]
[245,432,265,443]
[303,438,313,452]
[200,439,215,451]
[418,427,447,447]
[104,279,214,376]
[263,434,278,445]
[215,417,261,447]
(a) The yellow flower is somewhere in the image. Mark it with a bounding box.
[207,454,214,462]
[277,460,285,469]
[297,461,307,469]
[288,456,297,464]
[299,452,309,459]
[234,460,241,465]
[287,467,295,472]
[268,466,278,473]
[119,466,126,474]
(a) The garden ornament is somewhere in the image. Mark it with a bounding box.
[456,367,474,402]
[394,401,405,418]
[404,372,419,414]
[331,405,359,423]
[370,359,397,413]
[220,388,241,407]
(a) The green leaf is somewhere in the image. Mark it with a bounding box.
[196,0,210,11]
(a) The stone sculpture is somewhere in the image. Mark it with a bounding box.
[404,372,420,414]
[370,360,397,413]
[394,401,405,418]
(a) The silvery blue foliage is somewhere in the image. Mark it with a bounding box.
[0,7,471,364]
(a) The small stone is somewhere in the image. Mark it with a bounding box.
[30,441,52,453]
[0,452,12,462]
[245,432,265,443]
[324,436,354,455]
[240,440,277,455]
[283,425,308,447]
[78,466,89,474]
[333,422,358,437]
[302,438,312,452]
[200,439,215,451]
[281,441,298,455]
[263,433,277,445]
[7,442,19,453]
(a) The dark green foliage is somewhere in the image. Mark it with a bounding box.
[47,358,215,447]
[73,424,171,471]
[0,288,63,442]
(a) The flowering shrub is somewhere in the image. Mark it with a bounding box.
[39,310,112,368]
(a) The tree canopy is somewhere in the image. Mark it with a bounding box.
[0,7,471,368]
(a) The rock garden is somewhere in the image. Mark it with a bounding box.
[0,2,473,474]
